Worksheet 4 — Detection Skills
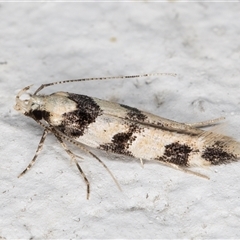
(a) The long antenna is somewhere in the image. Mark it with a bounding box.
[34,72,177,95]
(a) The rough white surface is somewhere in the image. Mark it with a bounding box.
[1,2,240,239]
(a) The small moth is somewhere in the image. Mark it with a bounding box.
[15,73,240,199]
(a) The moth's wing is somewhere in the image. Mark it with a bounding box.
[93,98,203,135]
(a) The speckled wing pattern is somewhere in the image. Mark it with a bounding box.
[54,92,240,168]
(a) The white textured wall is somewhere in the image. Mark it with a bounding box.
[1,2,240,239]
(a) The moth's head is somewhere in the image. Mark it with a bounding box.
[14,85,36,116]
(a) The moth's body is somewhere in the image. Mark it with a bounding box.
[16,91,240,168]
[14,73,240,198]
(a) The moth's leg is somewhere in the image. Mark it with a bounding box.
[154,160,209,179]
[54,135,90,200]
[140,158,144,168]
[186,117,225,128]
[18,129,48,177]
[81,147,122,192]
[52,127,122,192]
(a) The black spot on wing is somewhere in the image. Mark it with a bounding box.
[30,110,43,120]
[57,94,103,138]
[120,104,147,122]
[99,124,141,156]
[202,141,236,165]
[30,110,50,121]
[156,142,192,166]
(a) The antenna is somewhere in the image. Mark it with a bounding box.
[34,72,177,94]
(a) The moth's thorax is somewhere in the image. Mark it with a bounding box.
[35,92,78,125]
[15,91,77,126]
[43,92,76,112]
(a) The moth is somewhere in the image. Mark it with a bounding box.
[15,73,240,199]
